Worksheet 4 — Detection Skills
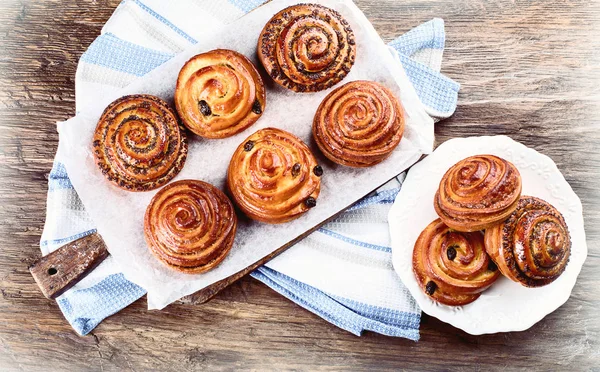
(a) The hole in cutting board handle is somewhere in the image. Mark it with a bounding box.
[29,233,109,299]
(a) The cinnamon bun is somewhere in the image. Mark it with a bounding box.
[313,80,405,167]
[144,180,237,273]
[227,128,321,223]
[413,218,500,306]
[484,196,571,287]
[175,49,266,138]
[257,3,356,92]
[92,94,187,191]
[434,155,522,232]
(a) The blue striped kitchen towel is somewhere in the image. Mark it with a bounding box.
[41,0,459,339]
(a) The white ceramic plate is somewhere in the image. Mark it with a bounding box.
[389,135,587,335]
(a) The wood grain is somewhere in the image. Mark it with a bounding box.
[0,0,599,371]
[29,233,108,299]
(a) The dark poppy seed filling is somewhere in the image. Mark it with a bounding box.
[305,197,317,208]
[93,94,187,192]
[313,165,323,177]
[425,281,437,296]
[257,4,356,92]
[484,196,571,288]
[244,141,254,152]
[198,100,212,116]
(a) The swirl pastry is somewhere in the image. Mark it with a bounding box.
[174,49,266,138]
[313,80,405,167]
[93,94,187,191]
[257,3,356,92]
[144,180,237,274]
[227,128,322,223]
[413,218,500,306]
[484,196,571,287]
[434,155,522,232]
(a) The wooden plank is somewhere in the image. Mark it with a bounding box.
[29,233,108,299]
[28,178,391,304]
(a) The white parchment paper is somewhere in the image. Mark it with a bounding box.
[57,0,434,309]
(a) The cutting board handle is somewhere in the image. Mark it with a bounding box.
[29,233,109,299]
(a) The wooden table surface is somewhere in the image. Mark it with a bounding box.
[1,0,599,370]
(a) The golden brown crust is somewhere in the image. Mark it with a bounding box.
[144,180,237,274]
[434,155,522,232]
[174,49,266,138]
[92,94,188,192]
[413,218,500,306]
[227,128,321,224]
[312,80,405,167]
[257,3,356,92]
[484,196,571,287]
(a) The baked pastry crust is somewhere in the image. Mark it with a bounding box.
[434,155,522,232]
[175,49,266,138]
[312,80,405,167]
[413,218,500,306]
[257,3,356,92]
[227,128,321,223]
[484,196,571,287]
[144,180,237,274]
[93,94,187,191]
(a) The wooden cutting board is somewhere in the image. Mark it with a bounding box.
[30,231,302,304]
[29,186,381,304]
[29,231,293,303]
[30,0,432,307]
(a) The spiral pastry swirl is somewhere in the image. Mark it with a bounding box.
[257,3,356,92]
[484,196,571,287]
[413,218,500,306]
[227,128,322,224]
[434,155,522,232]
[93,94,188,191]
[313,80,405,167]
[144,180,237,273]
[174,49,266,138]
